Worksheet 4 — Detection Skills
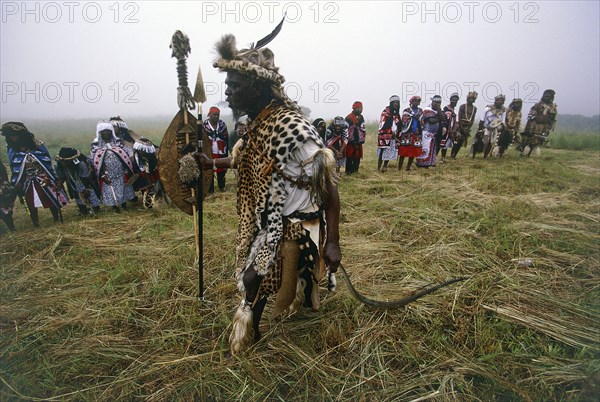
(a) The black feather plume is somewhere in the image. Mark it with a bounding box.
[252,15,285,50]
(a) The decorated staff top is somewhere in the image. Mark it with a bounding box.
[170,30,195,111]
[158,30,212,216]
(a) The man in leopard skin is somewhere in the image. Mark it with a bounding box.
[200,33,342,355]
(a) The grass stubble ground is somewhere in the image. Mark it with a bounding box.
[0,137,599,401]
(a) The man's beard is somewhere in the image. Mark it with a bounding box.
[231,108,244,122]
[229,103,250,122]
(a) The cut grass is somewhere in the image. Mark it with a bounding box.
[1,126,599,401]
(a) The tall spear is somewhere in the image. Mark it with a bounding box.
[193,66,207,300]
[172,31,204,296]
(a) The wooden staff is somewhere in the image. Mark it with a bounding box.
[193,66,207,300]
[169,30,203,296]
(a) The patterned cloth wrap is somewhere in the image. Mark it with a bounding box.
[91,123,136,206]
[345,113,366,160]
[204,119,230,173]
[398,106,423,158]
[9,144,68,209]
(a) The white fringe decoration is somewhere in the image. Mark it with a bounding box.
[229,300,255,355]
[327,269,337,292]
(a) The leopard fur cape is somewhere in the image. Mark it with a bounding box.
[233,101,336,293]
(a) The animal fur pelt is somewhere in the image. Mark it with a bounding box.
[213,26,285,85]
[178,153,199,184]
[229,301,254,355]
[309,148,337,207]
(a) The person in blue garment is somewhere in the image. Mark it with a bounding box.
[1,122,68,227]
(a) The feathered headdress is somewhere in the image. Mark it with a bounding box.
[213,17,285,86]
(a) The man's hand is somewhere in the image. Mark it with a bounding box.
[195,153,234,170]
[196,153,213,170]
[323,241,341,273]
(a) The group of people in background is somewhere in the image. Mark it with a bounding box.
[0,122,68,232]
[0,108,247,233]
[314,90,557,174]
[0,90,557,234]
[312,101,367,176]
[386,89,557,171]
[200,106,251,191]
[0,117,160,232]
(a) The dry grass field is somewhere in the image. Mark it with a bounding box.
[1,124,599,401]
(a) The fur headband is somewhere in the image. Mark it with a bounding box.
[56,147,80,161]
[213,34,285,85]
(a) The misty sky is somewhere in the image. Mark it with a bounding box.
[1,0,599,123]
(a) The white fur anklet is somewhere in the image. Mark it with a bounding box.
[229,300,255,355]
[327,270,337,292]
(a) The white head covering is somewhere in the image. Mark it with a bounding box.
[96,121,118,143]
[236,115,250,125]
[110,118,128,131]
[333,116,347,127]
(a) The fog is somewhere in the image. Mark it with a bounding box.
[1,1,599,124]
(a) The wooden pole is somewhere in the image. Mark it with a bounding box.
[197,104,204,300]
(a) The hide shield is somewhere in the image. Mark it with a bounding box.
[158,110,212,215]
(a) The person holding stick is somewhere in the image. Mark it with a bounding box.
[198,25,342,354]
